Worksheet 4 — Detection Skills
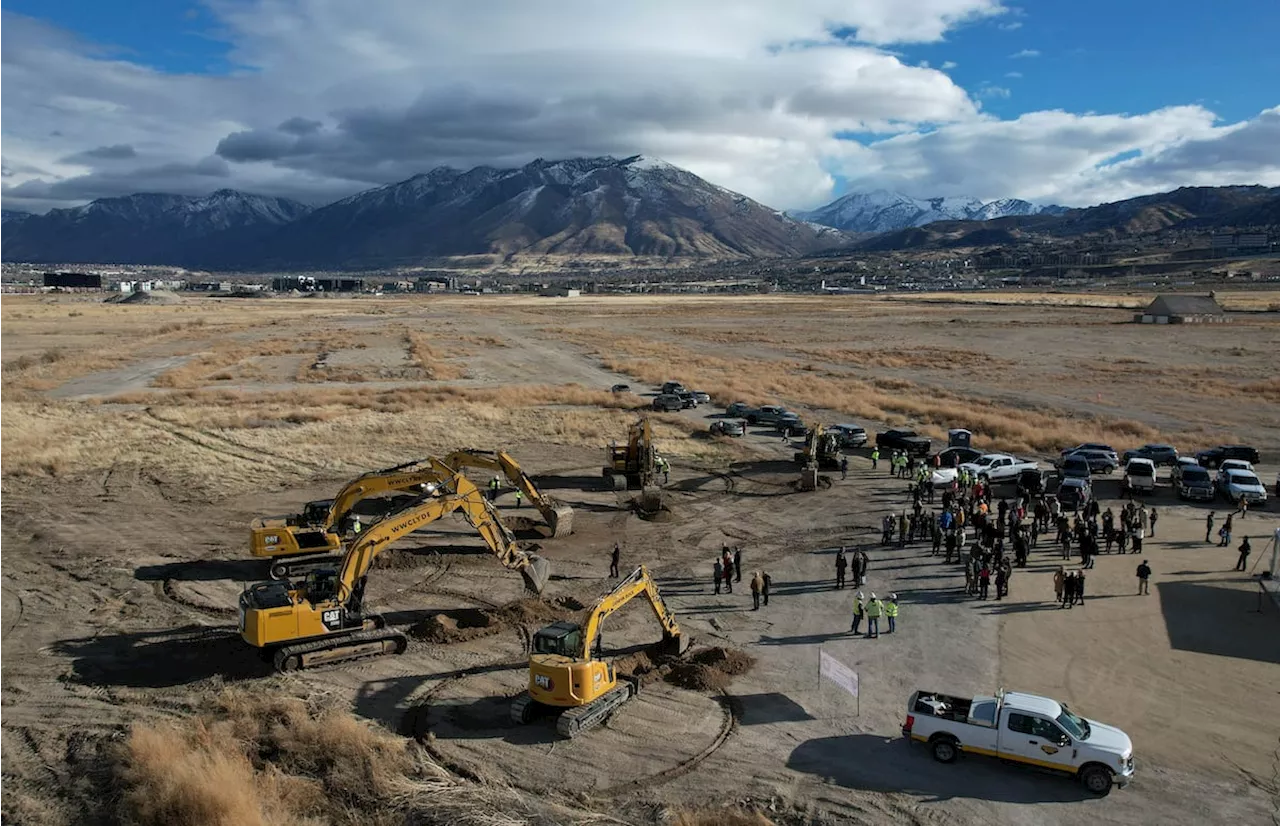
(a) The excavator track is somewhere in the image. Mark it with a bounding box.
[554,680,638,739]
[272,627,407,672]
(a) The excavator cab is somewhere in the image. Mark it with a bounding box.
[303,569,339,605]
[300,500,333,527]
[531,621,583,657]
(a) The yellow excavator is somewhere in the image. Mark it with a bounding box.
[249,457,459,578]
[440,448,574,536]
[795,424,841,490]
[239,474,550,672]
[510,565,686,738]
[602,417,663,512]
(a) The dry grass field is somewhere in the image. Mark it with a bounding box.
[2,291,1278,826]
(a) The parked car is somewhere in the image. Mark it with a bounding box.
[960,454,1040,483]
[1121,444,1179,466]
[725,401,751,417]
[1061,449,1116,475]
[935,446,984,468]
[1171,456,1200,482]
[876,429,932,457]
[661,381,687,395]
[651,393,683,412]
[689,390,711,405]
[1176,466,1215,501]
[1059,455,1093,481]
[1218,458,1254,475]
[775,412,806,434]
[610,383,631,393]
[1057,477,1093,510]
[1060,443,1119,466]
[1123,458,1157,495]
[1217,468,1268,506]
[745,405,790,425]
[710,420,744,437]
[1017,468,1048,497]
[828,423,868,448]
[903,688,1135,796]
[1195,444,1261,469]
[674,390,698,409]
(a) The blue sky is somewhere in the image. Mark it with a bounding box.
[3,1,1278,212]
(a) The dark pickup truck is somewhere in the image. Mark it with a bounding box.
[1195,444,1260,469]
[877,429,932,457]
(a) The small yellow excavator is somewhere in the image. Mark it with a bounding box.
[440,448,574,536]
[239,474,550,672]
[510,565,686,738]
[602,417,663,512]
[795,424,841,490]
[249,457,460,578]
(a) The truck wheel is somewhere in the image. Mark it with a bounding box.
[930,737,959,764]
[1079,765,1113,796]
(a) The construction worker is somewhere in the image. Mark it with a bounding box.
[659,456,670,485]
[865,593,883,638]
[750,572,762,610]
[514,489,523,508]
[849,591,866,634]
[870,447,879,470]
[488,475,500,502]
[610,542,620,578]
[885,594,899,633]
[351,515,362,535]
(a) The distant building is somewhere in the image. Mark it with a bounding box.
[540,287,581,297]
[43,271,102,290]
[1135,294,1228,324]
[1211,232,1271,251]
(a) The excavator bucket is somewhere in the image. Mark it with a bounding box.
[639,487,663,514]
[548,503,575,537]
[662,632,691,657]
[521,554,552,595]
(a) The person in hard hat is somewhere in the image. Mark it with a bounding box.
[514,489,523,508]
[865,593,884,638]
[351,515,362,535]
[488,475,500,502]
[849,591,866,634]
[885,594,899,633]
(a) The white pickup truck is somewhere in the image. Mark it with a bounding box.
[959,453,1039,483]
[902,688,1135,796]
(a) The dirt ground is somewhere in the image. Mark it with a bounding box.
[2,292,1278,825]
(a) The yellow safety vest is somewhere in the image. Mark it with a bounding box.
[885,601,899,618]
[866,600,883,618]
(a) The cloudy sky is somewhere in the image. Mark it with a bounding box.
[3,0,1278,214]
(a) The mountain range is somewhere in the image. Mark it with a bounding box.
[3,157,1277,268]
[2,156,845,268]
[791,189,1067,234]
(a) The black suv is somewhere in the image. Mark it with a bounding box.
[876,429,932,457]
[1122,444,1179,466]
[1195,445,1260,469]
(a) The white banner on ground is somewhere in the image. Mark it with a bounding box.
[819,650,859,698]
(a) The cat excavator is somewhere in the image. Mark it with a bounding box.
[249,457,458,578]
[440,448,574,536]
[510,565,686,738]
[239,473,550,672]
[795,424,841,490]
[602,417,663,512]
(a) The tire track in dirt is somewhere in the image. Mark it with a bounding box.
[597,689,741,798]
[137,408,328,474]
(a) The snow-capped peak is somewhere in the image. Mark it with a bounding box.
[793,189,1058,233]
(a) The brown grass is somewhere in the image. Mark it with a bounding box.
[405,331,468,380]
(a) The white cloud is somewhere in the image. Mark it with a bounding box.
[1,2,1277,215]
[1009,48,1040,58]
[941,60,958,69]
[1005,71,1023,78]
[998,21,1023,30]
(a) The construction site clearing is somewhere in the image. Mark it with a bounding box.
[2,291,1279,826]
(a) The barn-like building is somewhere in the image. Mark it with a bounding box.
[1134,294,1228,324]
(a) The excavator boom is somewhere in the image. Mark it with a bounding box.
[441,448,573,536]
[577,565,684,658]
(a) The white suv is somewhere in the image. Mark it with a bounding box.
[1123,458,1156,494]
[1217,468,1267,506]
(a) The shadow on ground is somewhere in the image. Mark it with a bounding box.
[1157,579,1280,664]
[788,734,1095,804]
[53,624,271,687]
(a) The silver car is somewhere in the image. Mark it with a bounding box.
[711,420,745,437]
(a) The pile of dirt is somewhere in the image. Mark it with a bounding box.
[409,608,499,644]
[110,290,185,305]
[614,644,755,692]
[409,596,585,644]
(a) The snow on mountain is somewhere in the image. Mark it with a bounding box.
[794,190,1062,233]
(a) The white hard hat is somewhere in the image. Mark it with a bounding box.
[890,593,898,600]
[857,591,864,599]
[870,592,877,599]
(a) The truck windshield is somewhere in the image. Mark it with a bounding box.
[1057,705,1090,740]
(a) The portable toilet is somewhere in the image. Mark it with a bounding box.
[948,429,972,448]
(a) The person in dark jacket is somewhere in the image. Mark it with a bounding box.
[762,572,772,606]
[610,542,621,578]
[733,547,743,583]
[978,565,991,600]
[1235,537,1252,571]
[713,559,722,594]
[835,548,848,589]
